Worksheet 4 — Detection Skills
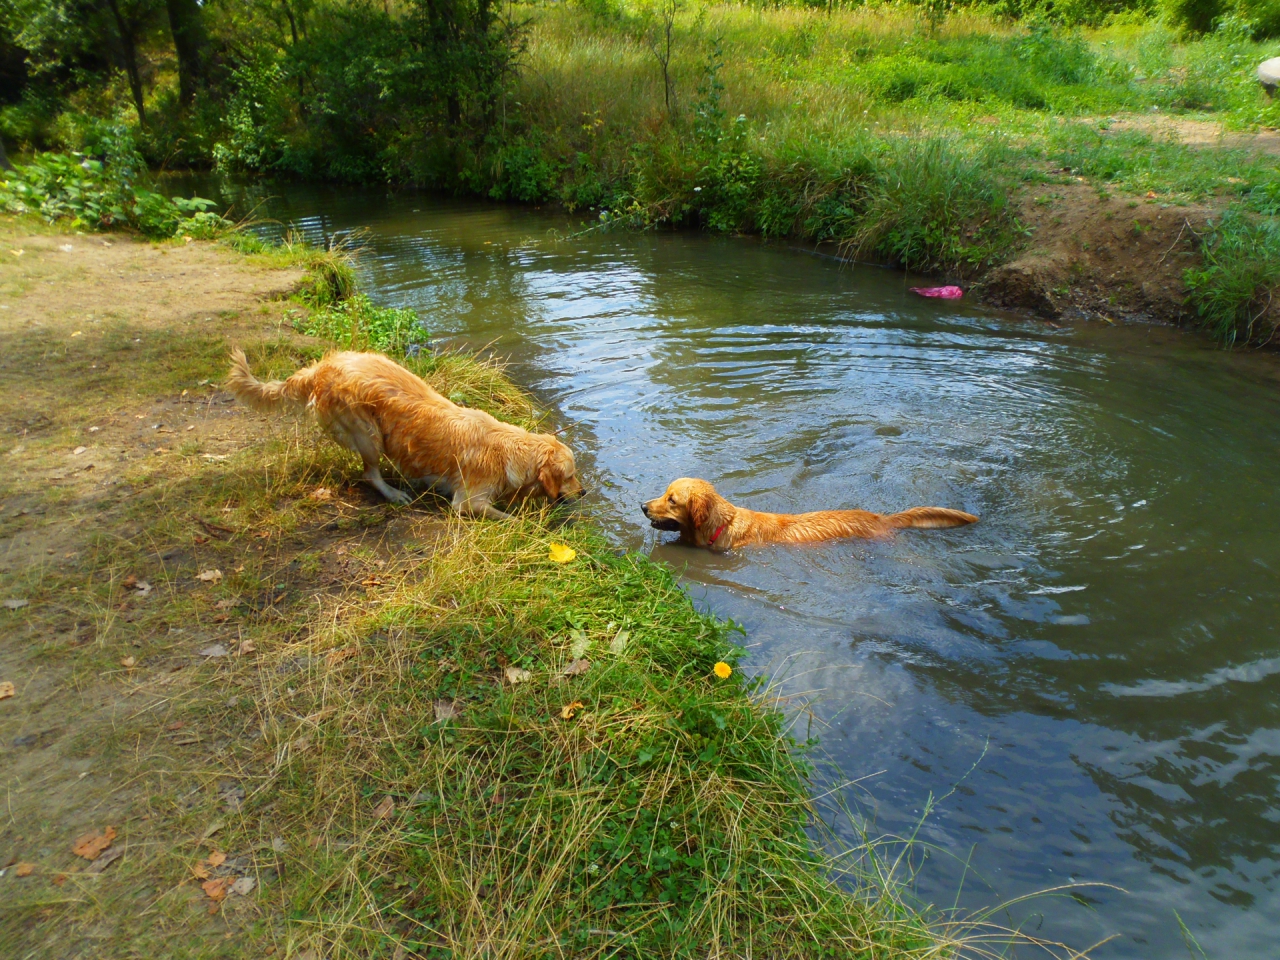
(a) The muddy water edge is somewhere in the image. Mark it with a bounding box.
[188,180,1280,958]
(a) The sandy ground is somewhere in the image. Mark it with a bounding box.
[0,221,434,956]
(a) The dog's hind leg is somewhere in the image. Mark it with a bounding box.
[452,490,512,521]
[331,414,412,505]
[407,474,453,497]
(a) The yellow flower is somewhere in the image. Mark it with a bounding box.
[548,543,577,563]
[713,661,732,679]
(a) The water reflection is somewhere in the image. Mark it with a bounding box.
[177,180,1280,957]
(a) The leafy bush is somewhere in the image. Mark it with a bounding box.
[1184,206,1280,345]
[0,126,223,238]
[296,293,428,355]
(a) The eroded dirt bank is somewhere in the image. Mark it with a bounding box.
[980,182,1218,325]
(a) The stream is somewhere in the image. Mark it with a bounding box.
[188,182,1280,958]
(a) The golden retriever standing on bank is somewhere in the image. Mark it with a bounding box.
[227,349,583,518]
[642,478,977,552]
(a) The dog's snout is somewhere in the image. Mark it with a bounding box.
[641,502,651,517]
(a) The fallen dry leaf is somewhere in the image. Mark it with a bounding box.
[52,874,66,886]
[198,643,229,658]
[504,666,532,684]
[309,486,334,501]
[86,846,125,874]
[72,445,86,455]
[207,850,227,868]
[192,862,210,880]
[166,720,185,731]
[202,876,231,902]
[0,681,14,700]
[120,656,136,668]
[561,658,591,678]
[71,826,117,861]
[4,598,28,610]
[213,597,236,610]
[560,700,585,720]
[197,569,223,583]
[434,699,458,723]
[373,796,396,819]
[237,640,256,656]
[230,875,255,896]
[548,542,577,563]
[609,629,630,655]
[14,862,34,877]
[326,646,358,665]
[569,629,590,659]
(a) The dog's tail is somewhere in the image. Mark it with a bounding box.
[888,506,979,530]
[226,348,311,413]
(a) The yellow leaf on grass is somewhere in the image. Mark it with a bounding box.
[14,862,34,877]
[71,826,117,861]
[713,662,732,679]
[560,701,584,720]
[0,680,14,700]
[202,877,231,902]
[548,543,577,564]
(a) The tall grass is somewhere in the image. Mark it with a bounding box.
[1184,206,1280,344]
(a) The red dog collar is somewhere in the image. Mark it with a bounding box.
[709,524,726,545]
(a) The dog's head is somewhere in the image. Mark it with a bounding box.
[642,478,732,544]
[537,436,585,502]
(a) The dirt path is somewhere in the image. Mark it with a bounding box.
[0,220,439,957]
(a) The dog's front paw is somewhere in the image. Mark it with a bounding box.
[385,488,414,506]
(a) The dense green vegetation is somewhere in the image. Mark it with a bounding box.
[4,1,1280,342]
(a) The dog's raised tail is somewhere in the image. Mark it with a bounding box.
[888,506,979,530]
[226,348,307,413]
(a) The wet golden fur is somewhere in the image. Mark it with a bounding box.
[642,478,977,552]
[226,349,583,518]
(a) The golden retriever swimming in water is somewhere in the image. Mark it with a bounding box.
[642,477,977,552]
[227,349,583,518]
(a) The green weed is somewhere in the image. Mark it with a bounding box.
[1184,205,1280,344]
[296,293,427,354]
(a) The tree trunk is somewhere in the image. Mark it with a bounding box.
[105,0,147,125]
[165,0,206,107]
[0,134,11,171]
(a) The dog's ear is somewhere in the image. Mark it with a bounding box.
[687,490,711,533]
[687,489,724,538]
[687,487,730,545]
[537,444,562,500]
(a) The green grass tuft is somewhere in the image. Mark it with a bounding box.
[1184,206,1280,345]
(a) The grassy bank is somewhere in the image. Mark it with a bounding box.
[491,4,1280,340]
[0,212,963,956]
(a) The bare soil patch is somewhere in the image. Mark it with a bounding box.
[1103,114,1280,157]
[0,219,448,956]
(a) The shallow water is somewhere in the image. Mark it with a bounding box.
[196,182,1280,957]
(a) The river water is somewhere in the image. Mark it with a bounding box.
[197,183,1280,957]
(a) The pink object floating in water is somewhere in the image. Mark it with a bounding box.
[909,285,964,299]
